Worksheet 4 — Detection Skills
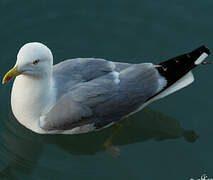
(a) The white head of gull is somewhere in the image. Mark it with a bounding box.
[3,43,56,133]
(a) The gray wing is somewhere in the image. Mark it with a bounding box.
[53,58,131,99]
[40,62,166,132]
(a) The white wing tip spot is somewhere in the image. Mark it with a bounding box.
[194,52,208,65]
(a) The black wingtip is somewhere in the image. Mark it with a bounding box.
[187,45,210,61]
[158,45,211,66]
[195,45,211,55]
[156,45,210,88]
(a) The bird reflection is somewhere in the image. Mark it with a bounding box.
[0,107,198,178]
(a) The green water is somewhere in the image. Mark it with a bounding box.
[0,0,213,179]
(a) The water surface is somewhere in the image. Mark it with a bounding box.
[0,0,213,179]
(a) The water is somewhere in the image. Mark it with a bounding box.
[0,0,213,179]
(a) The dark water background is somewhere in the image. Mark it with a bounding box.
[0,0,213,179]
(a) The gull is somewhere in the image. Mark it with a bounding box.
[2,42,210,134]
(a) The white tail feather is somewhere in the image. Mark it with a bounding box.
[154,71,194,100]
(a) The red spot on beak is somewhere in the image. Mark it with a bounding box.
[5,76,12,82]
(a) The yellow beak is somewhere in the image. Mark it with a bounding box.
[2,65,23,84]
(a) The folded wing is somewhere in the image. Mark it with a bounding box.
[40,62,165,132]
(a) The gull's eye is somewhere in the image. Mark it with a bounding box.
[33,60,40,65]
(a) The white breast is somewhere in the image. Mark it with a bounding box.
[11,75,55,134]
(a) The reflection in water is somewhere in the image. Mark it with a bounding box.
[0,107,198,179]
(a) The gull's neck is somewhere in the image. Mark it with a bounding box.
[11,72,56,133]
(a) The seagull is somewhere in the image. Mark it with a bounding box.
[2,42,210,134]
